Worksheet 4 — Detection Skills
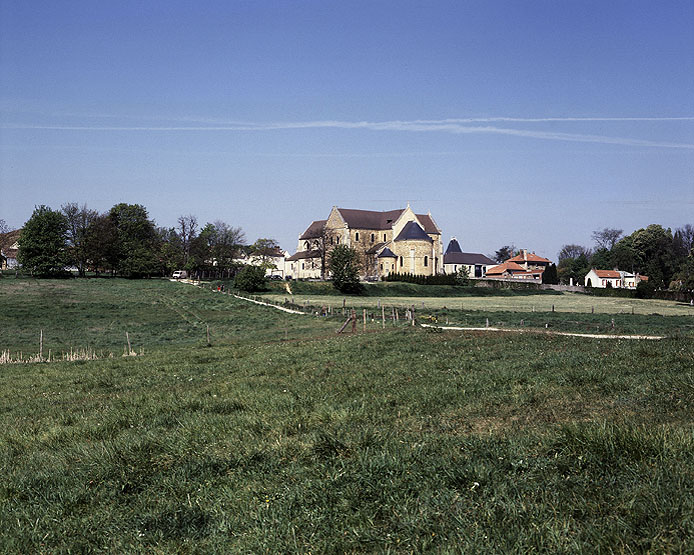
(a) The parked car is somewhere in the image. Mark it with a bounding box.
[268,274,283,281]
[172,270,188,279]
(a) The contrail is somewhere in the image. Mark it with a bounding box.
[3,118,693,149]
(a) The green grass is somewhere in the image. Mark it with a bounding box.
[1,278,694,551]
[261,288,694,317]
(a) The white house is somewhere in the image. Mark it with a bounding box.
[584,268,648,289]
[442,238,495,278]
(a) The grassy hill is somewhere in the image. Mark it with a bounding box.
[1,278,693,551]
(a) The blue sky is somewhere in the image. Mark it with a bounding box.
[1,0,692,260]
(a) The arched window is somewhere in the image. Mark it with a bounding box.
[400,256,404,266]
[336,236,340,244]
[383,234,387,242]
[304,241,309,250]
[330,236,334,245]
[355,232,360,242]
[424,256,428,267]
[371,233,375,243]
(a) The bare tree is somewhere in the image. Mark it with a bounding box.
[592,228,623,251]
[177,214,198,267]
[0,219,9,234]
[61,202,99,276]
[558,244,592,261]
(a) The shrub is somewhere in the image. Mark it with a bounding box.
[234,265,266,292]
[329,245,363,294]
[635,279,656,299]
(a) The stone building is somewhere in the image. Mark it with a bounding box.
[287,206,443,280]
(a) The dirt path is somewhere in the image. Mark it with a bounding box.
[420,323,664,340]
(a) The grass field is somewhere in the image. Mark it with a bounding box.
[2,278,694,552]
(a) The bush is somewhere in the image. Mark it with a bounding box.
[384,272,458,286]
[635,279,656,299]
[329,245,363,294]
[234,265,267,292]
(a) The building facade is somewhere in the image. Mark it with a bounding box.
[287,206,443,280]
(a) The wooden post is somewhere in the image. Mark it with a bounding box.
[592,306,594,314]
[363,309,366,331]
[351,309,357,333]
[40,329,43,360]
[126,331,132,354]
[552,304,555,312]
[382,305,385,328]
[485,318,489,328]
[206,325,211,346]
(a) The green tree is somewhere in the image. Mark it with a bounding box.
[329,245,363,294]
[557,254,590,285]
[589,248,612,270]
[454,265,470,286]
[250,238,282,270]
[83,213,120,276]
[542,263,559,284]
[109,203,159,277]
[234,265,266,292]
[493,245,515,263]
[17,205,69,276]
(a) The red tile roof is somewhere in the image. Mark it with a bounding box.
[594,270,621,279]
[486,261,526,275]
[507,252,551,264]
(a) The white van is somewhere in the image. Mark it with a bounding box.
[172,270,188,279]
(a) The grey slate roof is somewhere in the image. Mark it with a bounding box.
[299,220,327,240]
[444,252,495,265]
[394,221,433,243]
[445,238,463,255]
[377,247,397,258]
[286,250,321,261]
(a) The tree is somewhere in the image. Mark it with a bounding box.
[177,214,198,267]
[109,203,159,277]
[542,263,559,284]
[493,245,515,263]
[157,226,184,275]
[17,205,69,276]
[558,254,590,285]
[62,202,99,277]
[250,238,281,270]
[592,228,623,251]
[209,221,245,276]
[454,266,470,286]
[589,248,612,270]
[234,265,266,292]
[329,245,363,294]
[83,214,120,275]
[558,244,591,261]
[0,219,9,234]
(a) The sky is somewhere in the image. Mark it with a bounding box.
[1,0,693,260]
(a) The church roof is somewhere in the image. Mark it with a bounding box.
[394,221,433,243]
[377,247,397,258]
[335,207,440,233]
[337,208,404,230]
[299,220,327,240]
[445,238,463,255]
[286,250,321,261]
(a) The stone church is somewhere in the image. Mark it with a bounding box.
[287,206,443,280]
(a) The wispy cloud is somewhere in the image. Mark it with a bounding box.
[2,117,693,149]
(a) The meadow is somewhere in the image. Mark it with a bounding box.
[1,277,693,552]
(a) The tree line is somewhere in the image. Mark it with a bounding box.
[556,225,694,289]
[13,203,279,279]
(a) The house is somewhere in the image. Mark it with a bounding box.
[0,230,20,270]
[584,269,648,289]
[442,238,495,278]
[506,249,552,272]
[236,247,290,278]
[484,248,551,281]
[485,261,543,280]
[287,206,443,280]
